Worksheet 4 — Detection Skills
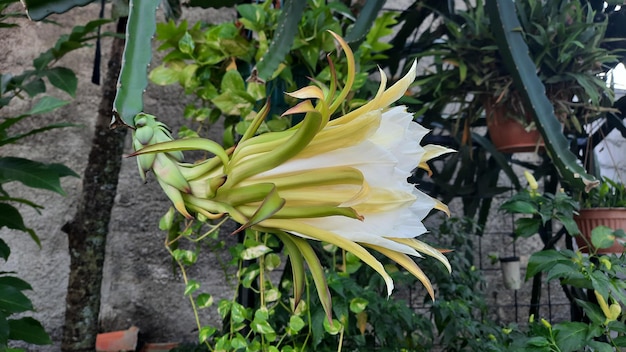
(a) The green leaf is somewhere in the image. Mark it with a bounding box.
[196,293,213,308]
[288,315,305,333]
[0,277,32,292]
[576,299,606,325]
[0,157,77,196]
[198,325,216,343]
[252,317,275,335]
[149,65,180,86]
[183,280,200,296]
[178,32,195,56]
[526,250,567,278]
[22,78,45,97]
[8,317,50,345]
[0,239,9,261]
[553,322,587,352]
[171,249,197,266]
[240,244,272,260]
[500,200,537,214]
[230,302,247,323]
[0,285,33,314]
[27,96,70,115]
[0,204,39,247]
[514,218,541,238]
[22,0,96,21]
[591,226,616,249]
[43,67,77,97]
[0,312,8,346]
[0,122,77,147]
[587,341,614,352]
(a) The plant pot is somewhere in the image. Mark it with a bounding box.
[500,256,522,290]
[96,326,139,352]
[574,208,626,254]
[485,104,544,153]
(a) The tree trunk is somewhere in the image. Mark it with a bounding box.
[61,18,127,351]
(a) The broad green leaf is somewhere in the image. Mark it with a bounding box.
[171,249,197,266]
[526,250,567,278]
[0,204,39,247]
[230,302,247,323]
[514,218,541,238]
[0,277,32,292]
[198,325,216,343]
[178,32,195,56]
[587,341,614,352]
[8,318,50,345]
[500,200,537,214]
[264,253,281,271]
[240,244,271,260]
[0,312,8,345]
[0,122,77,147]
[0,285,33,314]
[553,322,587,352]
[0,239,9,261]
[183,280,200,296]
[230,333,247,349]
[0,157,76,195]
[149,65,180,86]
[591,226,616,249]
[217,299,232,320]
[288,315,305,333]
[196,293,213,308]
[44,67,77,97]
[22,78,46,97]
[545,262,578,281]
[27,96,70,115]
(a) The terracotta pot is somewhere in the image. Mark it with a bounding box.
[574,208,626,254]
[485,104,544,153]
[96,326,139,352]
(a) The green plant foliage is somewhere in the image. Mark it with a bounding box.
[486,0,599,192]
[500,185,580,239]
[580,177,626,208]
[521,248,626,350]
[149,0,398,147]
[0,5,101,349]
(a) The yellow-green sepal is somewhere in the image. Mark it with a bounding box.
[274,231,306,310]
[233,186,285,234]
[130,137,229,167]
[288,234,333,323]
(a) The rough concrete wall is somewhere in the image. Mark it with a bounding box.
[0,3,237,349]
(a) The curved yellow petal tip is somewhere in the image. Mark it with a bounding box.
[434,198,450,216]
[286,86,325,100]
[282,100,317,117]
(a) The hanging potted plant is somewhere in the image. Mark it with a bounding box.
[415,0,618,153]
[575,177,626,253]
